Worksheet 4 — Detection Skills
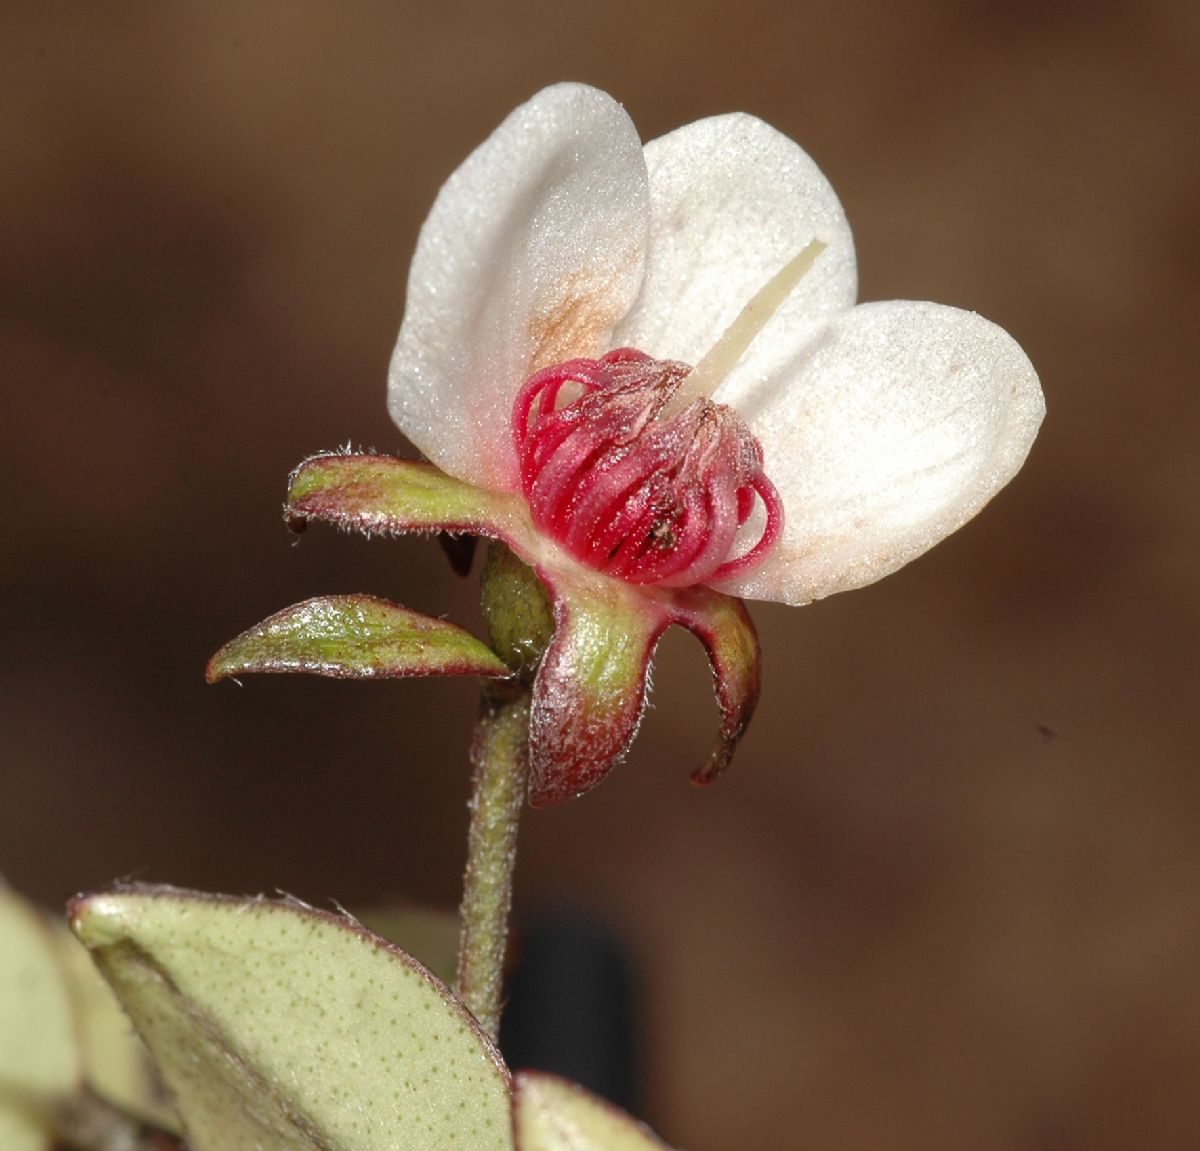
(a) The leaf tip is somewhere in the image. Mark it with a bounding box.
[67,891,127,951]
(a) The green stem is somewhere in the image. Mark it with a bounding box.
[455,684,530,1040]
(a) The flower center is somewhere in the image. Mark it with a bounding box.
[512,238,826,587]
[513,349,782,586]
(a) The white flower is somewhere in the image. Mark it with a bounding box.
[387,82,1044,607]
[263,83,1045,805]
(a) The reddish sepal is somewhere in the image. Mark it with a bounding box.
[671,587,762,785]
[527,577,670,807]
[526,574,762,807]
[285,452,528,546]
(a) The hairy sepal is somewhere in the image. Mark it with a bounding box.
[528,572,762,807]
[670,586,761,785]
[207,594,509,682]
[69,885,512,1151]
[286,452,528,544]
[528,574,669,807]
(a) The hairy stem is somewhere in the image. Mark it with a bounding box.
[455,685,530,1040]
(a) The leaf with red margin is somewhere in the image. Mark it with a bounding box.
[513,1072,675,1150]
[286,453,531,547]
[277,452,764,804]
[70,885,512,1151]
[207,594,509,682]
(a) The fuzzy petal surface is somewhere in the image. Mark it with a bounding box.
[713,300,1045,604]
[388,83,649,492]
[611,113,856,365]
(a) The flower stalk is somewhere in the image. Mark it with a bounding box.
[456,682,530,1040]
[456,542,555,1037]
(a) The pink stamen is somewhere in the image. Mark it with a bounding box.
[513,351,784,587]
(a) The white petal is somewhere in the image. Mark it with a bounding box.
[712,301,1045,605]
[611,113,856,366]
[388,84,649,490]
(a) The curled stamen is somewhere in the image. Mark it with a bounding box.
[712,473,784,582]
[513,352,784,587]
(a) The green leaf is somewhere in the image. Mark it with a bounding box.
[52,923,177,1131]
[512,1073,673,1151]
[353,905,459,989]
[71,885,513,1151]
[0,885,78,1102]
[287,453,527,543]
[0,1101,52,1151]
[207,594,510,682]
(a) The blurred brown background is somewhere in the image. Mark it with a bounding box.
[3,1,1199,1148]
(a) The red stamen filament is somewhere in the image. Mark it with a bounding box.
[514,349,783,587]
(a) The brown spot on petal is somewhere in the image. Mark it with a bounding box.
[528,255,640,371]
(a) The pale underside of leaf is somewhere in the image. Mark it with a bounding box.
[513,1073,674,1151]
[52,922,178,1131]
[0,1099,53,1151]
[0,886,78,1102]
[71,886,513,1151]
[354,905,460,989]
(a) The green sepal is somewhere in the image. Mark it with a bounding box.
[527,573,762,807]
[480,543,555,679]
[286,453,528,543]
[206,594,509,682]
[528,574,669,807]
